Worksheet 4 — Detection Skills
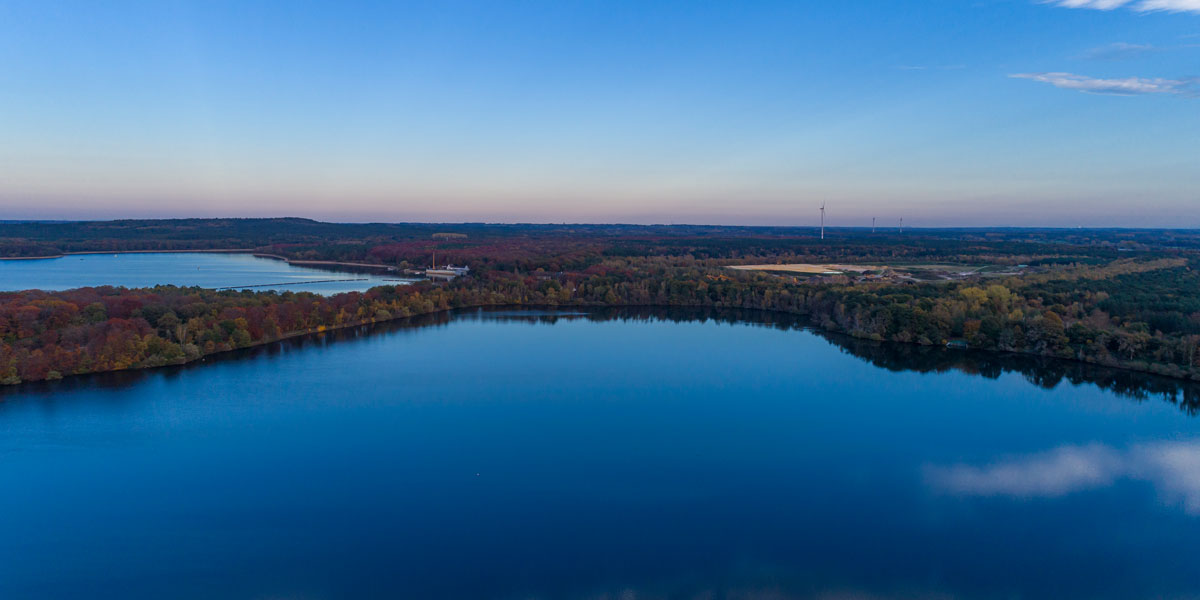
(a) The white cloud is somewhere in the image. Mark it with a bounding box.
[925,444,1122,497]
[1010,72,1197,95]
[1139,443,1200,513]
[1053,0,1137,9]
[925,441,1200,514]
[1135,0,1200,12]
[1050,0,1200,13]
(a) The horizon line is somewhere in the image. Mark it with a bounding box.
[1,217,1197,232]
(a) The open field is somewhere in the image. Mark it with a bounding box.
[729,262,1032,282]
[728,263,875,274]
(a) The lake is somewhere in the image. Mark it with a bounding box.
[2,307,1199,600]
[0,252,410,294]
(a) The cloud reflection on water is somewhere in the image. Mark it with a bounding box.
[925,441,1200,513]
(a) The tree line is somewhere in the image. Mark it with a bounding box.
[3,251,1200,385]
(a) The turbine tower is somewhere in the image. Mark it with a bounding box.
[899,217,903,234]
[872,217,876,233]
[820,203,826,240]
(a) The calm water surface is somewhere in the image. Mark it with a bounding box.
[1,308,1199,600]
[0,252,409,294]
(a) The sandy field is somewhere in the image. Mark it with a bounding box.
[728,264,874,274]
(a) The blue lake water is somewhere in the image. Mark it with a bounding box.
[0,252,409,294]
[2,308,1199,599]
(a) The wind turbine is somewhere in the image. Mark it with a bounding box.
[899,217,903,234]
[820,203,826,240]
[872,217,876,233]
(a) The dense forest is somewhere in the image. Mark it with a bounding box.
[3,219,1200,385]
[3,217,1197,264]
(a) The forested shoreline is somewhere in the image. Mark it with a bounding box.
[4,219,1200,386]
[3,255,1199,385]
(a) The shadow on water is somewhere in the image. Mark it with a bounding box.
[463,306,1200,416]
[0,310,457,407]
[4,305,1199,416]
[819,328,1200,414]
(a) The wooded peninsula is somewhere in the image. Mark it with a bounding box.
[2,218,1199,385]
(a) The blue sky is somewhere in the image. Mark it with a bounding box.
[1,0,1197,226]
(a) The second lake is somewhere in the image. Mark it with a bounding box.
[0,252,411,294]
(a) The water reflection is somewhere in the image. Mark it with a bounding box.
[466,306,1200,415]
[6,305,1199,417]
[822,329,1200,414]
[0,309,457,405]
[926,441,1200,514]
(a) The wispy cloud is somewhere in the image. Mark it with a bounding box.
[925,441,1200,514]
[1138,0,1200,12]
[1079,42,1158,60]
[1050,0,1200,13]
[1078,41,1200,59]
[1010,71,1198,95]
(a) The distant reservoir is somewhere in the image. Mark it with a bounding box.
[0,252,411,294]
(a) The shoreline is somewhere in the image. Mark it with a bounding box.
[0,249,401,273]
[0,249,258,261]
[3,300,1197,390]
[251,253,397,271]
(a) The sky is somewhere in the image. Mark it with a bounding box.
[0,0,1197,227]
